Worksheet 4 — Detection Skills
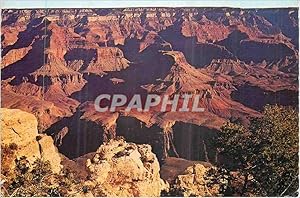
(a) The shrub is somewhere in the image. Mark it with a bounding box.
[4,157,85,197]
[213,105,298,196]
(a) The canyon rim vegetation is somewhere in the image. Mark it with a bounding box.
[1,7,299,197]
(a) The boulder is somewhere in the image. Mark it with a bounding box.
[86,139,169,196]
[172,164,219,196]
[0,108,62,173]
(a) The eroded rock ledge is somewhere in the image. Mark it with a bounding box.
[0,108,62,174]
[85,138,169,197]
[1,108,221,197]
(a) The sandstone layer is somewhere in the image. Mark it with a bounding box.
[85,139,168,197]
[0,108,62,173]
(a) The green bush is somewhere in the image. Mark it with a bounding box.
[3,157,85,197]
[213,105,298,196]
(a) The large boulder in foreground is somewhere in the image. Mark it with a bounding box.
[85,139,168,197]
[1,108,62,173]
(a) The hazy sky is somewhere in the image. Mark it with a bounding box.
[2,0,299,9]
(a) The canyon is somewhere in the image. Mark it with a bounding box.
[1,7,299,196]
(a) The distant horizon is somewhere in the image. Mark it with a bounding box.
[1,0,299,9]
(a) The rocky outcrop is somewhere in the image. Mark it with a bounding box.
[1,46,32,68]
[30,55,85,87]
[1,86,80,132]
[1,25,27,48]
[64,47,130,75]
[85,139,168,196]
[84,47,130,74]
[170,164,219,197]
[143,50,214,94]
[0,108,62,173]
[205,59,249,75]
[143,50,259,120]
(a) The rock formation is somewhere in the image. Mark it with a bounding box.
[170,164,219,196]
[1,108,171,196]
[0,108,62,173]
[85,139,168,197]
